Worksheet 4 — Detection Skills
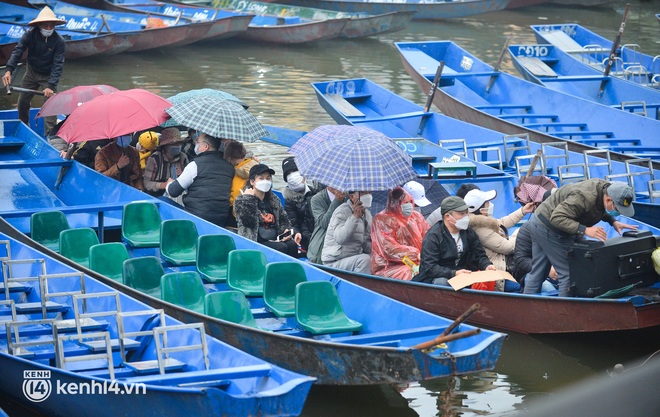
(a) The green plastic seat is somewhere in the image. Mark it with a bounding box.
[59,228,100,268]
[123,256,165,299]
[30,210,70,252]
[88,242,130,282]
[161,271,206,313]
[160,219,198,265]
[263,262,307,317]
[295,281,363,335]
[196,234,236,283]
[122,201,162,247]
[204,291,261,329]
[226,250,267,297]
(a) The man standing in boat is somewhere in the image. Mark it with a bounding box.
[2,6,66,136]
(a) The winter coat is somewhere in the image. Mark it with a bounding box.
[229,158,258,206]
[283,182,323,251]
[468,207,525,271]
[234,192,292,242]
[143,149,189,196]
[6,27,65,89]
[94,142,143,190]
[307,190,345,264]
[321,200,372,265]
[513,220,533,281]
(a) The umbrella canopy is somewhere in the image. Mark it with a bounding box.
[165,97,268,143]
[36,84,119,118]
[514,175,558,204]
[161,89,248,128]
[57,89,172,144]
[289,125,417,192]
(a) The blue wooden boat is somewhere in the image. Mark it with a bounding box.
[0,233,314,417]
[0,116,507,385]
[531,23,660,90]
[275,0,512,21]
[395,40,660,165]
[302,77,660,334]
[508,43,660,120]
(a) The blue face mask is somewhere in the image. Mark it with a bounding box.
[117,135,132,148]
[606,200,620,217]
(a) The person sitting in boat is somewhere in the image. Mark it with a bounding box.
[282,157,324,255]
[371,186,429,281]
[95,134,143,190]
[233,164,299,257]
[223,140,258,228]
[426,183,480,227]
[322,190,373,274]
[143,128,188,200]
[402,180,433,214]
[307,186,347,264]
[137,130,159,171]
[413,196,496,286]
[166,133,234,227]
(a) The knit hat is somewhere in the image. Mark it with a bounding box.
[282,156,298,182]
[29,6,66,27]
[441,196,469,215]
[159,127,184,146]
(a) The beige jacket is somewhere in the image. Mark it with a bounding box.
[468,207,525,271]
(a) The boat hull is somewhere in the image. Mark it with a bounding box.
[239,19,347,44]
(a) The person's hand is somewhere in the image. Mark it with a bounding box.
[59,150,67,159]
[2,71,11,87]
[117,154,130,169]
[294,232,302,246]
[485,265,497,271]
[585,226,607,241]
[43,88,55,98]
[353,200,365,218]
[175,166,182,176]
[334,190,347,201]
[252,155,261,163]
[522,202,536,214]
[613,221,638,235]
[548,266,558,281]
[455,269,472,276]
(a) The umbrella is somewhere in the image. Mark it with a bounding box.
[161,89,249,128]
[288,125,417,192]
[57,89,172,144]
[165,97,268,143]
[36,84,119,118]
[514,175,558,204]
[371,178,450,216]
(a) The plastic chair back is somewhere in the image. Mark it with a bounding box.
[263,262,307,317]
[30,211,70,252]
[295,281,362,335]
[227,250,267,297]
[196,234,236,283]
[204,291,260,329]
[123,256,165,299]
[122,201,161,247]
[161,271,206,313]
[88,242,129,282]
[59,228,100,268]
[160,219,198,265]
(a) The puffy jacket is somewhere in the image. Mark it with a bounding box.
[307,190,345,264]
[468,207,525,271]
[234,192,292,242]
[6,28,65,89]
[321,200,372,264]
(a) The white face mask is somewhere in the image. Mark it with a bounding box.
[117,135,132,148]
[484,203,494,217]
[401,203,414,217]
[287,172,305,192]
[255,179,272,193]
[359,193,372,208]
[40,28,54,38]
[194,142,204,155]
[451,214,470,230]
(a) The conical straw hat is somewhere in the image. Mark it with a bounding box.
[28,6,66,27]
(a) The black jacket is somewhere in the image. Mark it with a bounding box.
[413,221,492,283]
[7,27,65,89]
[512,220,532,282]
[282,183,323,250]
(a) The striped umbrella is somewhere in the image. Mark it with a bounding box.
[289,125,416,192]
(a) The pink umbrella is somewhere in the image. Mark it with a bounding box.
[36,84,119,118]
[57,89,172,144]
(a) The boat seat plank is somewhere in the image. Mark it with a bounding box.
[466,138,524,150]
[523,122,588,130]
[499,114,558,121]
[608,146,660,153]
[325,94,365,117]
[0,202,136,219]
[0,140,25,148]
[552,131,614,138]
[350,111,432,123]
[410,154,437,163]
[0,159,73,169]
[329,325,447,345]
[14,301,69,314]
[121,364,272,386]
[123,358,186,374]
[428,161,477,179]
[474,104,533,111]
[543,75,609,82]
[574,138,641,146]
[541,30,608,54]
[517,56,558,77]
[0,281,32,293]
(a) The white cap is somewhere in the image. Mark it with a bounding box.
[403,181,431,207]
[464,189,497,213]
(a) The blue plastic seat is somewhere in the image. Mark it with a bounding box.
[161,271,206,313]
[160,219,198,265]
[122,201,161,247]
[30,211,70,252]
[204,291,261,329]
[196,234,236,283]
[88,242,129,282]
[295,281,362,335]
[59,228,100,268]
[226,250,267,297]
[123,257,165,299]
[263,262,307,317]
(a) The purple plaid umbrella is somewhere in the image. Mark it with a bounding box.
[289,125,417,192]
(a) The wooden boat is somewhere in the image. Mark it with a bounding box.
[304,77,660,334]
[0,116,507,385]
[275,0,512,20]
[507,43,660,120]
[530,23,660,89]
[102,0,255,42]
[0,234,314,416]
[0,20,136,61]
[395,40,660,166]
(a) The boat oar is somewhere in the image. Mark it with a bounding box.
[599,3,631,98]
[417,61,444,135]
[412,303,481,350]
[6,85,45,96]
[486,35,511,94]
[55,143,77,189]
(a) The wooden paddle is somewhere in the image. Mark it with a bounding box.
[486,35,511,93]
[599,3,631,98]
[417,61,444,135]
[412,303,481,350]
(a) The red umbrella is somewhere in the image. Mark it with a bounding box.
[57,89,172,144]
[36,84,119,118]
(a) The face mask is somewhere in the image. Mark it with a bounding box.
[167,145,181,156]
[190,131,200,141]
[451,214,470,230]
[117,135,132,148]
[40,28,54,38]
[401,203,414,217]
[287,172,305,192]
[194,143,204,155]
[255,179,272,193]
[606,200,620,217]
[359,193,372,208]
[484,203,494,217]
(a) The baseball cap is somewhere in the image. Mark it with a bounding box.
[607,181,635,217]
[403,181,431,207]
[249,164,275,179]
[441,196,469,215]
[464,189,497,213]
